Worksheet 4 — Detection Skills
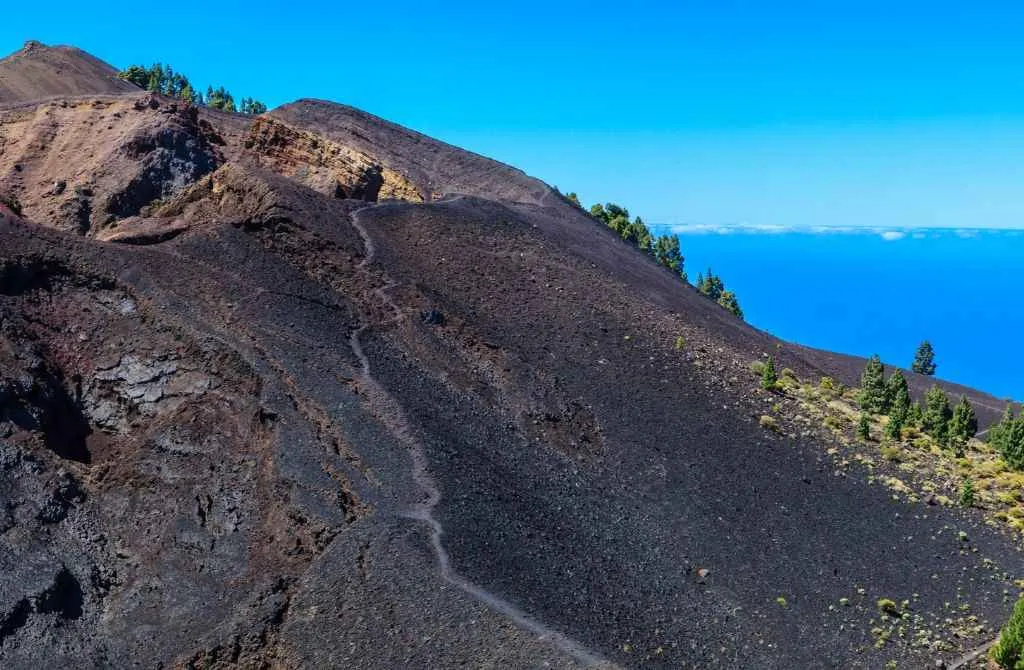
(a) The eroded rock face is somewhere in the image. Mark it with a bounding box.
[0,257,329,665]
[85,353,213,432]
[244,116,422,202]
[0,95,221,235]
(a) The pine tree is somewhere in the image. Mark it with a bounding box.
[948,432,967,458]
[599,203,630,236]
[990,405,1016,457]
[718,291,743,319]
[240,96,268,115]
[622,216,653,253]
[857,414,871,441]
[949,396,978,443]
[907,401,923,426]
[993,594,1024,669]
[884,415,903,441]
[653,234,684,274]
[912,340,937,375]
[761,356,778,390]
[697,269,725,301]
[947,396,977,458]
[146,66,163,93]
[207,86,237,112]
[859,355,888,414]
[118,65,149,88]
[886,370,911,424]
[922,385,952,443]
[1009,418,1024,470]
[993,407,1024,471]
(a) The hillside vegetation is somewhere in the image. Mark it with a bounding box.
[753,352,1024,540]
[118,63,266,114]
[570,195,745,319]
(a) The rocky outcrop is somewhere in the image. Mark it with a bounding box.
[244,116,422,202]
[0,95,221,235]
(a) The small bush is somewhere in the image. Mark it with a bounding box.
[761,357,779,390]
[877,598,899,617]
[992,595,1024,669]
[674,336,686,350]
[781,367,797,380]
[823,415,847,431]
[0,194,22,216]
[884,416,903,441]
[857,414,871,441]
[750,360,766,375]
[880,445,902,462]
[960,478,975,507]
[759,415,780,432]
[820,376,836,391]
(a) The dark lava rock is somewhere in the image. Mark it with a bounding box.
[421,309,445,326]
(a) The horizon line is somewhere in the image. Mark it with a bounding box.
[649,223,1024,238]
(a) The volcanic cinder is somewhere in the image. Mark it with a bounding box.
[0,41,1017,669]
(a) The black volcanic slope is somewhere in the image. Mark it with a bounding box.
[0,44,1020,670]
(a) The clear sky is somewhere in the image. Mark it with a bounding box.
[5,1,1024,229]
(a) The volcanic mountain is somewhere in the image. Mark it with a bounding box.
[0,42,1018,669]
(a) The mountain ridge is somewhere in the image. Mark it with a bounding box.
[0,41,138,102]
[0,42,1017,669]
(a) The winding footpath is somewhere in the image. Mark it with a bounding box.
[346,206,614,668]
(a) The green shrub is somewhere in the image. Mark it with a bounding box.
[960,478,975,507]
[990,406,1024,470]
[860,354,888,414]
[0,194,22,215]
[912,340,937,376]
[118,62,266,114]
[759,415,779,432]
[992,595,1024,669]
[750,360,766,375]
[674,336,686,351]
[761,356,779,390]
[717,290,743,319]
[880,445,902,462]
[857,414,871,441]
[823,415,847,431]
[922,385,953,442]
[877,598,899,617]
[884,415,903,441]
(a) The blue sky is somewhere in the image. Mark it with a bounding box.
[5,1,1024,228]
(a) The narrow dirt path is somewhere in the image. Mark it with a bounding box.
[346,206,615,668]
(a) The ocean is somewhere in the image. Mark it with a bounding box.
[648,226,1024,401]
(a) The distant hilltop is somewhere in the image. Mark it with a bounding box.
[0,40,138,102]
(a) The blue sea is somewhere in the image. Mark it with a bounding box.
[648,226,1024,401]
